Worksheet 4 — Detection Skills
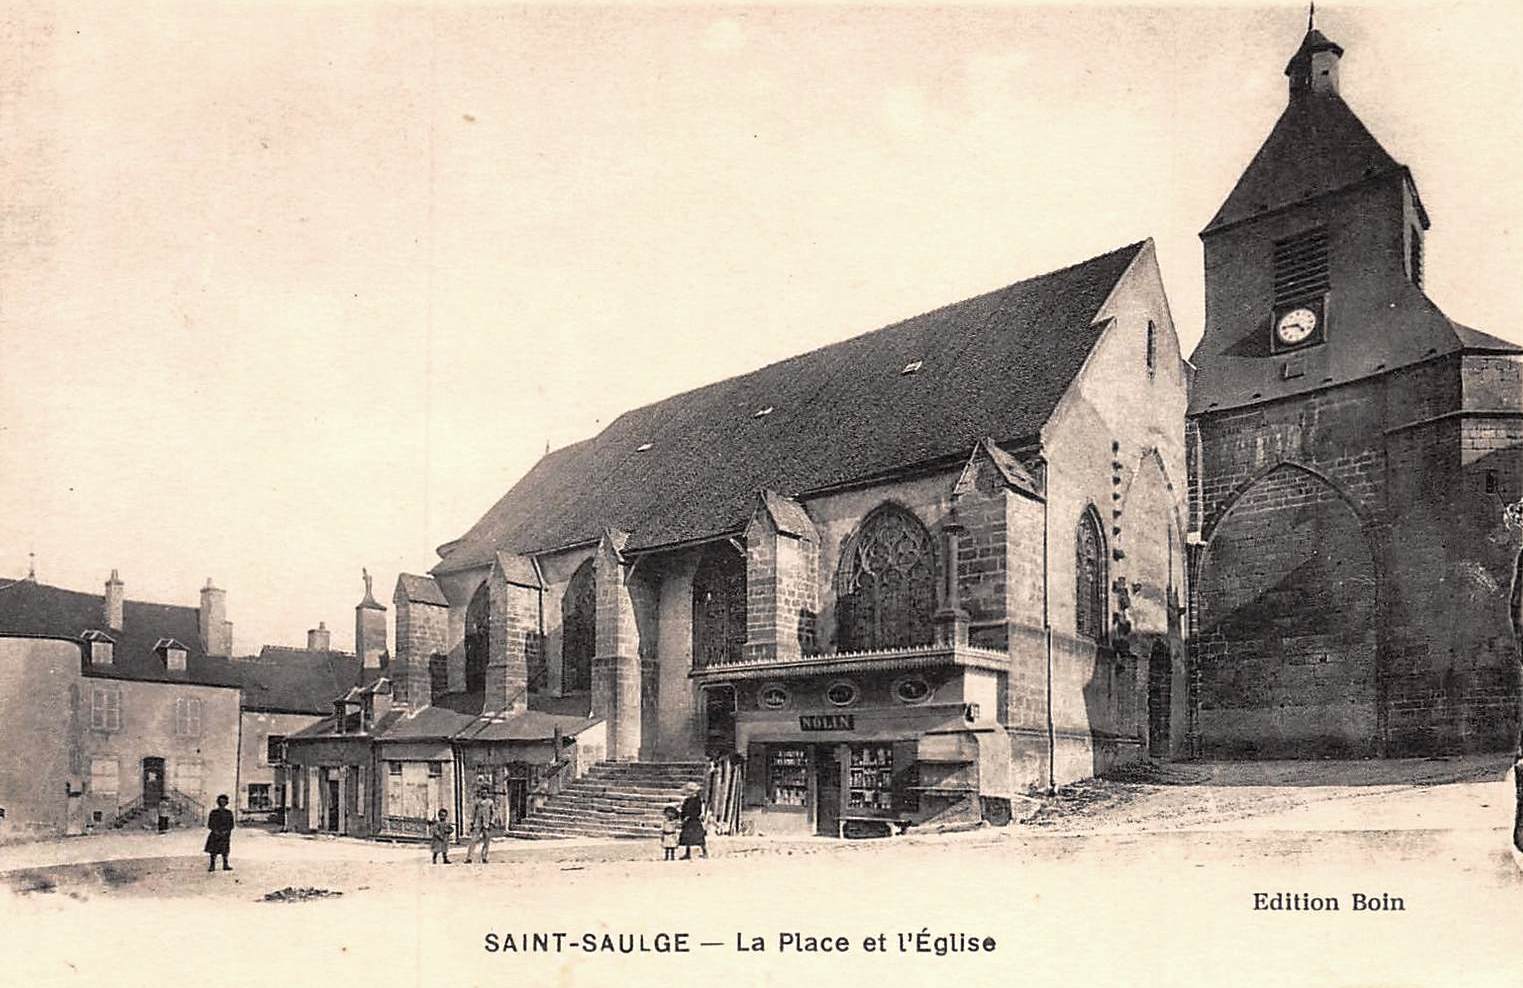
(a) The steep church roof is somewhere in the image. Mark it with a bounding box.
[434,241,1147,570]
[1204,89,1408,235]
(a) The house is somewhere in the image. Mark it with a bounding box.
[1185,18,1523,757]
[0,572,242,839]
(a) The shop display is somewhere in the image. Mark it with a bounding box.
[847,744,894,812]
[768,746,808,807]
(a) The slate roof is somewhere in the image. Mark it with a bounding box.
[285,689,601,745]
[1204,90,1411,235]
[395,573,449,607]
[435,241,1147,571]
[230,646,365,715]
[0,577,240,688]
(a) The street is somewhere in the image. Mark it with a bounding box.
[4,758,1521,988]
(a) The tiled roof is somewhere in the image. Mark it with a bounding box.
[435,241,1146,570]
[0,578,239,688]
[1204,91,1411,235]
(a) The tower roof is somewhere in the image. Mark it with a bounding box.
[1283,28,1344,75]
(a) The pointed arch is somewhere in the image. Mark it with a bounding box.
[836,503,937,652]
[1075,505,1109,641]
[692,542,747,668]
[464,582,489,694]
[561,559,596,693]
[1202,458,1368,547]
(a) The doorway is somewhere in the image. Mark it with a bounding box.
[142,757,165,806]
[1148,641,1172,757]
[324,772,341,832]
[814,747,842,837]
[702,685,737,757]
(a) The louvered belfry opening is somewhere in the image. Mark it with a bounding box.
[1272,227,1330,307]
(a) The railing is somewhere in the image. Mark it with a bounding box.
[167,788,205,824]
[111,794,145,829]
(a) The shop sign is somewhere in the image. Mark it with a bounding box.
[799,714,854,731]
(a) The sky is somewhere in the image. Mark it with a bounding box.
[2,1,1521,654]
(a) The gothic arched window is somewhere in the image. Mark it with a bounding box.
[692,543,747,668]
[1076,507,1108,641]
[561,560,596,692]
[838,505,936,653]
[464,583,489,694]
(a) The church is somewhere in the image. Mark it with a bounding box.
[1186,19,1523,758]
[299,13,1521,840]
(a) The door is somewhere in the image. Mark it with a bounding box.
[702,685,737,757]
[1148,641,1172,758]
[814,746,842,837]
[142,757,165,806]
[324,774,341,832]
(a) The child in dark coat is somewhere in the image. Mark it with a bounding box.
[430,809,453,864]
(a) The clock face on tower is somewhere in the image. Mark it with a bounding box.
[1276,307,1318,345]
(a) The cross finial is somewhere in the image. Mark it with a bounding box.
[1308,1,1316,31]
[27,552,36,581]
[362,567,372,595]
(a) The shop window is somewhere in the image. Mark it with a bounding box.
[768,747,808,807]
[465,583,490,694]
[892,677,932,705]
[89,757,119,795]
[692,543,747,668]
[759,684,789,710]
[561,559,596,692]
[90,687,121,732]
[837,504,937,652]
[825,680,859,707]
[174,697,203,736]
[847,745,894,812]
[1075,507,1108,641]
[247,784,273,811]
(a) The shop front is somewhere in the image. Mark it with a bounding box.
[715,656,1009,838]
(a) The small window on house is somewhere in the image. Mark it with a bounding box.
[247,784,273,811]
[82,631,114,666]
[1145,320,1157,376]
[1408,227,1424,288]
[1272,228,1330,307]
[636,442,653,452]
[89,757,119,795]
[265,735,285,766]
[174,697,203,736]
[825,681,859,707]
[90,688,121,731]
[901,360,923,375]
[427,761,443,778]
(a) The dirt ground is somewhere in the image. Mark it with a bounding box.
[4,758,1521,988]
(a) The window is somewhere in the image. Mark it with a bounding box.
[692,543,747,669]
[759,684,789,710]
[1408,227,1424,288]
[1145,320,1157,376]
[427,761,443,778]
[265,735,285,766]
[89,757,119,795]
[837,505,937,652]
[247,784,273,811]
[174,697,203,736]
[768,746,808,807]
[561,560,596,693]
[825,680,859,707]
[429,653,449,703]
[464,582,490,695]
[893,677,932,705]
[90,688,121,731]
[274,784,286,809]
[1076,508,1108,641]
[1272,228,1330,307]
[173,760,204,795]
[83,631,114,666]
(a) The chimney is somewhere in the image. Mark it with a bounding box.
[199,578,230,657]
[103,570,124,631]
[307,621,332,652]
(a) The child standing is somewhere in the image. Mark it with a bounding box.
[430,809,453,864]
[660,805,680,861]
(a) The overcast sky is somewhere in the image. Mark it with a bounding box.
[3,1,1520,654]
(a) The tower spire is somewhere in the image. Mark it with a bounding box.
[1308,2,1315,32]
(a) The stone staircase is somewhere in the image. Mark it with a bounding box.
[507,761,709,840]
